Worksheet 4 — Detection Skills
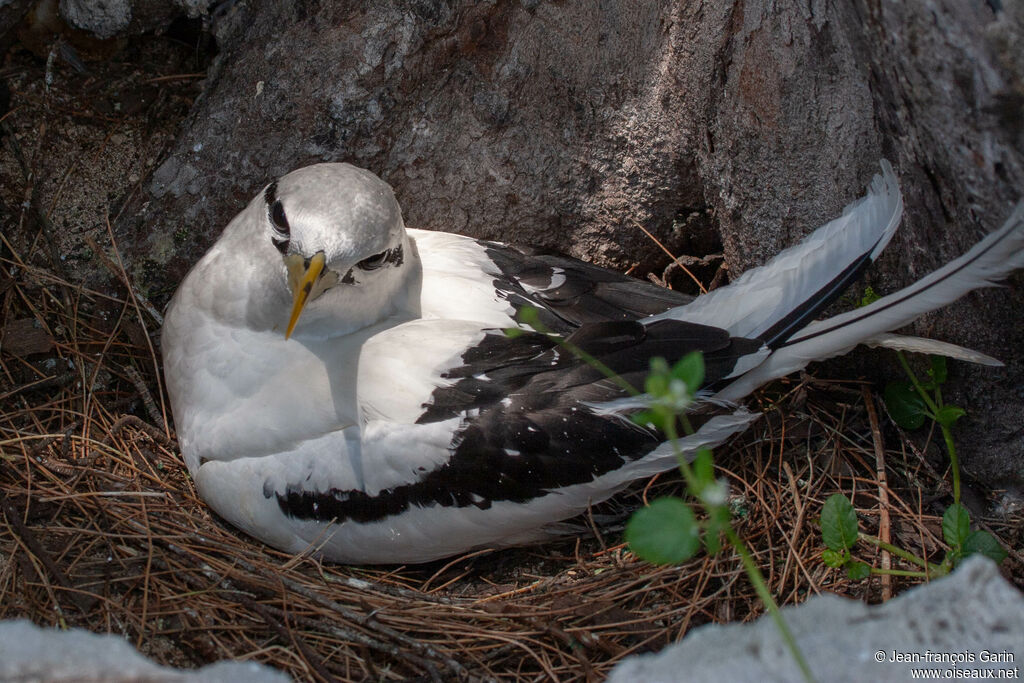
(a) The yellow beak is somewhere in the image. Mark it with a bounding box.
[285,251,326,339]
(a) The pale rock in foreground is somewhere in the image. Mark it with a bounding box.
[0,618,288,682]
[608,556,1023,682]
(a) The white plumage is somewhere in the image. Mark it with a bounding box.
[162,162,1023,564]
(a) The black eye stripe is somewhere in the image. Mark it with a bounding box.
[356,245,404,271]
[271,200,289,234]
[357,252,387,270]
[264,181,290,255]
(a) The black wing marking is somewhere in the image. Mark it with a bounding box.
[275,319,763,525]
[480,242,694,332]
[759,246,879,349]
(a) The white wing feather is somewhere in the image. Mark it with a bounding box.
[715,202,1024,402]
[864,333,1003,366]
[653,160,902,337]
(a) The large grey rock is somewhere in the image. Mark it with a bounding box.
[59,0,133,38]
[0,619,289,682]
[609,556,1023,682]
[58,0,215,38]
[113,0,1024,491]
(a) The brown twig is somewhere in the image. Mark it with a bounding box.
[102,415,171,447]
[630,219,708,293]
[243,598,336,683]
[119,365,164,427]
[861,386,892,600]
[1,497,96,614]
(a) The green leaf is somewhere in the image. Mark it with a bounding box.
[942,503,971,547]
[630,411,655,428]
[934,405,966,428]
[859,286,881,307]
[693,447,714,487]
[503,327,525,339]
[703,532,721,555]
[644,371,669,398]
[928,355,948,386]
[671,352,705,393]
[963,530,1008,565]
[821,494,860,551]
[708,505,731,530]
[703,516,724,555]
[626,498,701,565]
[821,549,846,568]
[883,381,928,430]
[649,356,670,378]
[936,554,956,575]
[515,306,540,327]
[846,561,871,580]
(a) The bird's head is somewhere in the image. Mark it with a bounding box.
[255,163,413,339]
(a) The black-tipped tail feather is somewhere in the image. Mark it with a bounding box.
[715,201,1024,403]
[649,160,903,346]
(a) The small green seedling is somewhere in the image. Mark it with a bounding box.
[507,309,814,682]
[625,355,813,682]
[820,351,1007,581]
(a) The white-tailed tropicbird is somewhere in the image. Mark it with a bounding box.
[162,162,1024,564]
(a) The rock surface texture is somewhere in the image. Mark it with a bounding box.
[106,0,1021,488]
[0,619,289,682]
[608,556,1024,683]
[58,0,215,38]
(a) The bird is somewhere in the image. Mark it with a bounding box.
[162,161,1024,564]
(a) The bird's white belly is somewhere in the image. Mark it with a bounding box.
[171,330,358,468]
[194,409,759,564]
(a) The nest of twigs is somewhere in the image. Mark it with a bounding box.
[2,231,1022,682]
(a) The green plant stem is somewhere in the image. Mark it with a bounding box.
[527,310,813,678]
[665,415,812,680]
[725,527,815,683]
[512,316,643,398]
[869,567,929,578]
[858,533,934,574]
[896,352,942,416]
[896,352,961,503]
[555,337,642,398]
[938,423,961,504]
[662,418,698,491]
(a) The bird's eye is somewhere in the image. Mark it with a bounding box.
[357,251,388,271]
[264,182,290,254]
[270,200,289,235]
